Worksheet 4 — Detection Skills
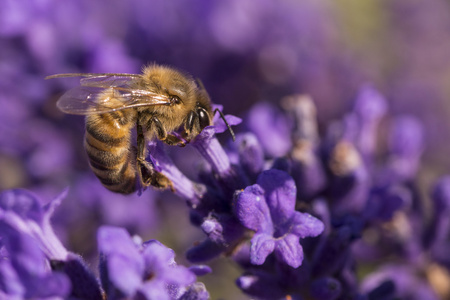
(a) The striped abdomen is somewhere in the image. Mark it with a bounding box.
[84,110,137,194]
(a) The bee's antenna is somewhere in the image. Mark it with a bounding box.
[214,108,236,142]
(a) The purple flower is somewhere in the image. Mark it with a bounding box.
[350,85,387,163]
[363,185,412,222]
[281,95,327,200]
[0,189,69,261]
[233,169,324,268]
[148,140,206,207]
[177,282,210,300]
[425,176,450,251]
[245,102,293,158]
[386,115,424,180]
[0,189,103,299]
[310,216,362,279]
[0,227,71,299]
[326,140,370,216]
[229,133,265,181]
[147,107,242,207]
[98,226,201,300]
[191,123,241,183]
[361,265,439,300]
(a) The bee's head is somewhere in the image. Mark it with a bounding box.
[183,90,235,142]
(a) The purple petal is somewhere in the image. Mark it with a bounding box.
[280,94,319,143]
[246,102,292,157]
[25,272,71,299]
[42,188,67,218]
[289,211,325,238]
[233,185,273,233]
[50,253,103,300]
[352,85,387,159]
[0,260,24,296]
[200,217,223,244]
[233,133,265,178]
[147,141,204,206]
[364,186,411,222]
[0,227,71,298]
[0,189,68,260]
[361,265,439,299]
[424,176,450,249]
[138,280,170,300]
[383,115,424,181]
[188,265,212,276]
[97,226,144,294]
[107,254,143,297]
[97,226,142,262]
[250,233,275,265]
[311,226,354,277]
[0,222,47,276]
[431,176,450,211]
[257,169,297,223]
[274,233,303,268]
[192,127,232,176]
[178,282,210,300]
[389,115,424,159]
[165,266,196,287]
[353,85,387,123]
[327,141,370,216]
[201,213,244,245]
[186,239,227,263]
[142,241,196,286]
[213,114,242,134]
[0,189,43,224]
[142,240,174,270]
[290,141,327,200]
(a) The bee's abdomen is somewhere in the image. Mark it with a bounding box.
[84,112,137,194]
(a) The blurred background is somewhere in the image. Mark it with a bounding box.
[1,0,450,298]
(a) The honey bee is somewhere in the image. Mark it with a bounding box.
[46,65,234,194]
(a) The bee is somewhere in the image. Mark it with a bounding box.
[46,64,234,194]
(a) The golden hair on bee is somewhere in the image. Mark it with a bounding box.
[46,64,234,194]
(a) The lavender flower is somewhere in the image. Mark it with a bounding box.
[245,102,292,157]
[98,225,207,300]
[0,189,69,262]
[0,228,71,299]
[0,189,211,300]
[361,265,439,300]
[281,95,327,200]
[0,189,102,299]
[233,169,324,268]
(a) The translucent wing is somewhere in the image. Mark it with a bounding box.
[46,72,142,88]
[47,73,172,115]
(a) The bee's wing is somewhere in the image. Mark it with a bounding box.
[45,73,170,115]
[46,72,143,88]
[47,73,172,115]
[55,86,172,115]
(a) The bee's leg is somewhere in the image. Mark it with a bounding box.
[163,135,187,147]
[136,123,174,191]
[152,116,186,147]
[183,110,198,143]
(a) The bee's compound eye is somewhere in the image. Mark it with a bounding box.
[170,95,182,105]
[198,108,210,129]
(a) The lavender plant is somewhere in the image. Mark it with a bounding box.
[2,0,450,299]
[1,85,449,299]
